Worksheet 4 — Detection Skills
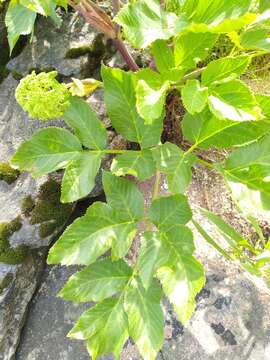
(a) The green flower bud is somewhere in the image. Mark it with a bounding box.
[15,71,70,120]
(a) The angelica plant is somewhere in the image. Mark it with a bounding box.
[7,0,270,359]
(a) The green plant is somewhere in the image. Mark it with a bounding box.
[7,0,270,359]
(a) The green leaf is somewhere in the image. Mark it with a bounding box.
[153,142,196,194]
[47,202,138,265]
[114,0,188,48]
[174,32,217,70]
[111,150,156,181]
[11,127,82,177]
[5,1,37,52]
[61,152,102,203]
[151,39,175,74]
[86,298,129,360]
[259,0,270,12]
[184,0,253,30]
[101,65,163,148]
[192,219,232,260]
[102,171,144,222]
[157,228,205,324]
[240,28,270,51]
[181,79,208,114]
[68,298,125,340]
[19,0,63,26]
[182,109,270,149]
[201,56,250,86]
[63,97,107,150]
[256,95,270,118]
[208,80,262,121]
[149,194,192,231]
[124,278,164,359]
[135,69,170,123]
[59,258,132,302]
[137,231,169,288]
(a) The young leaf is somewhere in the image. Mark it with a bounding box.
[111,150,156,181]
[87,298,129,360]
[101,65,163,148]
[181,79,208,114]
[5,1,37,52]
[208,80,262,121]
[153,142,196,194]
[256,95,270,118]
[149,194,192,231]
[11,127,82,177]
[157,228,205,324]
[61,153,102,203]
[114,0,188,48]
[124,278,164,359]
[102,171,144,222]
[47,202,138,265]
[201,56,250,86]
[174,32,217,70]
[59,258,132,302]
[63,97,107,150]
[182,110,270,149]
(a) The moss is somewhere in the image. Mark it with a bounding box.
[30,178,73,238]
[65,45,94,59]
[0,273,13,294]
[0,162,20,184]
[21,196,35,218]
[0,217,28,265]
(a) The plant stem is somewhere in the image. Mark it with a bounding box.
[113,39,140,71]
[152,171,161,200]
[197,158,214,169]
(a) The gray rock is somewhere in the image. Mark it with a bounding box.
[7,11,105,79]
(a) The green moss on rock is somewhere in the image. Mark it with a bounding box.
[65,45,94,59]
[0,273,13,294]
[0,162,20,184]
[30,178,73,238]
[21,196,35,217]
[0,217,28,265]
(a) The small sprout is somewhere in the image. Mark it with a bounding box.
[66,78,102,97]
[15,71,71,120]
[0,162,20,184]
